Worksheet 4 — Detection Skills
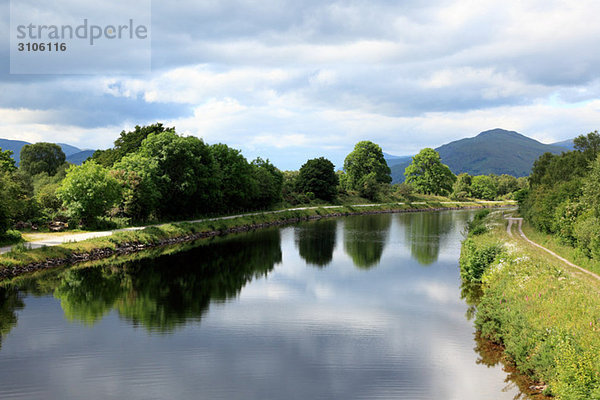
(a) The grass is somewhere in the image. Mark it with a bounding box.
[460,210,600,399]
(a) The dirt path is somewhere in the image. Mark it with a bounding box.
[507,217,600,282]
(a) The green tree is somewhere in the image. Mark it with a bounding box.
[57,161,121,224]
[0,173,12,234]
[210,144,257,212]
[343,141,391,199]
[92,123,174,167]
[495,174,519,196]
[470,175,498,200]
[251,158,284,208]
[574,130,600,161]
[20,142,66,176]
[138,131,218,216]
[404,148,456,195]
[111,153,161,221]
[296,157,339,201]
[452,173,472,199]
[582,154,600,217]
[0,149,16,173]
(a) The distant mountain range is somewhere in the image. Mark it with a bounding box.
[0,138,95,166]
[386,129,574,183]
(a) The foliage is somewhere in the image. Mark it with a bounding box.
[404,148,456,195]
[210,143,258,212]
[0,148,16,173]
[460,210,600,398]
[92,123,174,167]
[574,130,600,161]
[296,157,338,201]
[57,161,121,224]
[111,152,160,221]
[470,175,498,200]
[343,141,391,199]
[459,236,504,282]
[138,130,218,217]
[250,158,283,209]
[20,142,66,176]
[452,173,472,199]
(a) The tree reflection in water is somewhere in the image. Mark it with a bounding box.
[0,286,24,350]
[404,211,457,265]
[47,228,282,332]
[294,219,337,267]
[343,214,391,269]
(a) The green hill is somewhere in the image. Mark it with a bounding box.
[390,129,570,183]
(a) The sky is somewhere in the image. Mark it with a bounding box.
[2,0,600,170]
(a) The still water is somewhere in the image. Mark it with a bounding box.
[0,211,527,399]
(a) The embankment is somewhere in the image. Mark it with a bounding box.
[0,201,507,280]
[460,210,600,399]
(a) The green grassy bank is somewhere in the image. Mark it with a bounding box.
[0,200,510,280]
[460,210,600,399]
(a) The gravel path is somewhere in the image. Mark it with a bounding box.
[507,217,600,282]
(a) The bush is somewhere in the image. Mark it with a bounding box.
[459,237,504,282]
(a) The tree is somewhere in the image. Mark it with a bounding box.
[582,154,600,217]
[495,174,519,196]
[250,158,283,208]
[92,123,174,167]
[210,144,257,211]
[296,157,339,201]
[20,142,66,176]
[57,161,121,224]
[111,153,161,221]
[0,149,16,173]
[404,148,455,195]
[0,173,12,235]
[452,173,472,199]
[470,175,498,200]
[343,141,391,198]
[138,131,219,216]
[574,130,600,160]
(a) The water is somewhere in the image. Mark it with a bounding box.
[0,211,527,399]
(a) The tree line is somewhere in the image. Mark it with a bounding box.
[0,125,396,237]
[0,122,529,240]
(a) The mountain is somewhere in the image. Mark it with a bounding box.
[552,138,575,151]
[0,138,95,165]
[383,152,412,168]
[66,150,95,164]
[57,142,84,156]
[389,128,569,183]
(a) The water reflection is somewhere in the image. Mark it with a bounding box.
[294,219,337,267]
[0,286,24,350]
[403,211,456,265]
[343,214,391,269]
[49,229,281,331]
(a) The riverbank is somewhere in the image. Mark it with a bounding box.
[0,200,511,280]
[460,209,600,399]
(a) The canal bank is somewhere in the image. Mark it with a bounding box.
[0,201,512,281]
[460,209,600,399]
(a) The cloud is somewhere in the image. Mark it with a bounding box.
[1,0,600,168]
